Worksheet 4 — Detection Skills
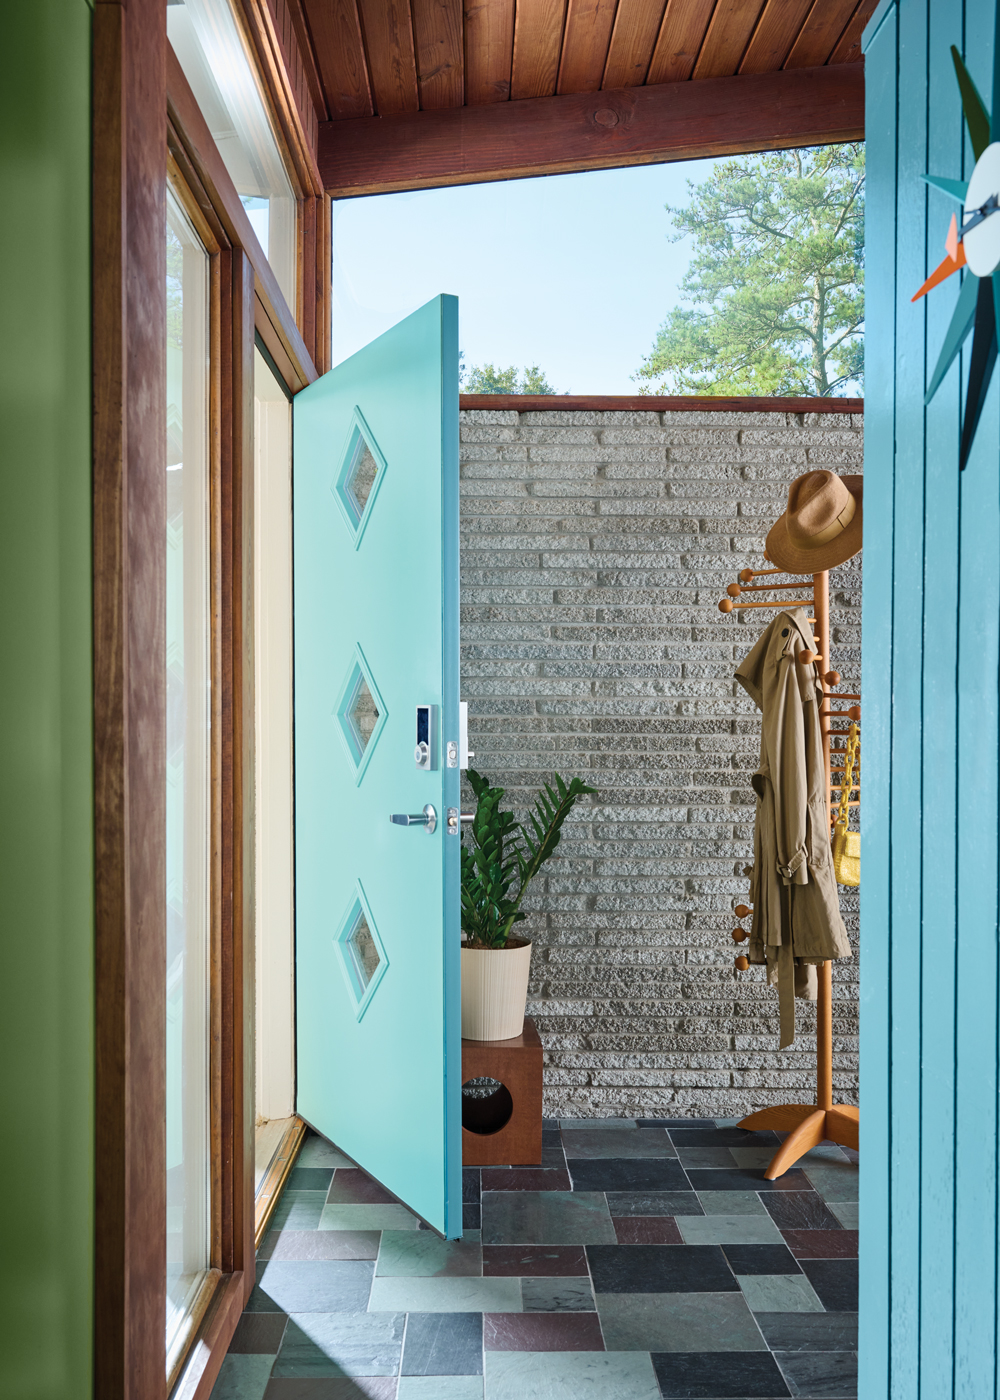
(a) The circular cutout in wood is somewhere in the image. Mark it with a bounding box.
[462,1076,514,1135]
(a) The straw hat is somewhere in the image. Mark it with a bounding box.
[765,470,863,573]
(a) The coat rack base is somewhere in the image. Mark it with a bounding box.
[738,1102,859,1179]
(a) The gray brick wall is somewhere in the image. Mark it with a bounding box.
[459,407,863,1120]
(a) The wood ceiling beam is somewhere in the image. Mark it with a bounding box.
[318,61,863,198]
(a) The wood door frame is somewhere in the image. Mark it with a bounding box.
[228,0,331,372]
[93,3,321,1396]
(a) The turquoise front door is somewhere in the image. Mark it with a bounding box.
[292,295,462,1237]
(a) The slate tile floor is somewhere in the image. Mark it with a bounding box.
[211,1119,859,1400]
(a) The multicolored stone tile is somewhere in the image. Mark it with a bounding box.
[479,1169,572,1193]
[481,1245,587,1277]
[481,1191,616,1246]
[482,1312,604,1352]
[737,1274,825,1313]
[212,1124,860,1400]
[375,1231,483,1279]
[651,1349,791,1398]
[483,1350,661,1400]
[782,1228,859,1259]
[598,1290,767,1353]
[611,1215,683,1245]
[520,1277,595,1312]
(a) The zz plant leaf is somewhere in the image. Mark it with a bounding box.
[461,767,597,950]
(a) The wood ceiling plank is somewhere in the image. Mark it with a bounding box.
[464,0,515,103]
[784,0,858,68]
[646,0,715,85]
[828,0,876,64]
[557,0,620,95]
[692,0,766,79]
[285,0,331,121]
[356,0,420,113]
[738,0,812,75]
[412,0,464,107]
[300,0,373,118]
[511,0,567,101]
[602,0,667,89]
[318,63,865,194]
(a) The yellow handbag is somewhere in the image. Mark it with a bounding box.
[832,721,860,887]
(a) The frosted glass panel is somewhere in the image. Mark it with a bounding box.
[167,0,297,309]
[349,677,380,753]
[347,442,379,516]
[166,187,212,1366]
[348,914,381,991]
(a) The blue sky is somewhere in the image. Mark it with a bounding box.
[331,159,722,395]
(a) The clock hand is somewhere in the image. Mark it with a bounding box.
[961,191,1000,237]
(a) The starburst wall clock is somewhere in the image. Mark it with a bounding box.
[913,38,1000,469]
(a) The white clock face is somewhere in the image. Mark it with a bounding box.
[964,141,1000,276]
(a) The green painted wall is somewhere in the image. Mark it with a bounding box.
[0,2,94,1396]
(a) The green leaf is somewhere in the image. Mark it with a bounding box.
[460,767,597,948]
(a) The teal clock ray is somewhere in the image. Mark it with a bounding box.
[915,21,1000,469]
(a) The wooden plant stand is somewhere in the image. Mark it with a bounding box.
[722,570,860,1179]
[461,1017,543,1166]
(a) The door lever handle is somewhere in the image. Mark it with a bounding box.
[390,804,437,835]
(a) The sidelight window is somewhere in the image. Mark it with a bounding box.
[165,186,213,1369]
[167,0,297,310]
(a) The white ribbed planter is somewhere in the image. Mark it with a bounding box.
[461,939,532,1041]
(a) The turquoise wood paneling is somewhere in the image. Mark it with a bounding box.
[862,1,1000,1393]
[293,296,462,1238]
[919,11,963,1396]
[0,1,95,1395]
[860,7,896,1395]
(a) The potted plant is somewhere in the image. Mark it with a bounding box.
[461,767,596,1040]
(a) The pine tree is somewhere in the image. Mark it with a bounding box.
[634,144,864,397]
[463,362,558,394]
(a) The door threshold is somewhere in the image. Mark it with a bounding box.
[254,1115,307,1250]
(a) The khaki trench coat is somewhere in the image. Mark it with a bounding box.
[736,609,851,1048]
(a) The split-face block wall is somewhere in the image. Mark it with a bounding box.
[459,406,863,1119]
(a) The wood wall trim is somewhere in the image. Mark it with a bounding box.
[459,394,864,413]
[234,0,323,194]
[167,42,318,390]
[166,1271,222,1394]
[169,1272,246,1400]
[313,193,332,374]
[92,1,168,1395]
[255,1117,308,1248]
[318,62,864,196]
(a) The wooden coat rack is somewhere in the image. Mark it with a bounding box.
[719,564,860,1178]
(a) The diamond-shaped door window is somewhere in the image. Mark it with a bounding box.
[335,646,388,783]
[335,884,388,1019]
[332,407,387,547]
[350,677,379,751]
